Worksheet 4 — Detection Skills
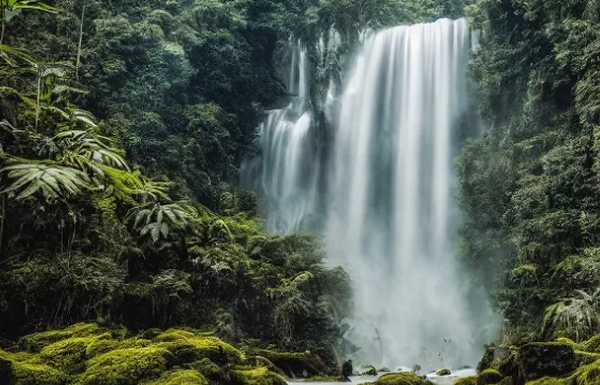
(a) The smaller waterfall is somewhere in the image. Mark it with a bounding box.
[242,43,321,234]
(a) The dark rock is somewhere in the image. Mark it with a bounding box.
[477,344,495,373]
[517,343,577,384]
[379,367,391,372]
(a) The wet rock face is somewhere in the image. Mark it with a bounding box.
[518,343,577,383]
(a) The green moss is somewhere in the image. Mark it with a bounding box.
[153,329,243,365]
[232,366,286,385]
[75,347,171,385]
[574,351,600,366]
[11,360,67,385]
[248,349,328,378]
[579,335,600,353]
[40,337,92,374]
[454,376,478,385]
[0,349,67,385]
[142,369,208,385]
[187,358,229,382]
[375,372,434,385]
[19,324,104,352]
[525,378,569,385]
[436,368,451,376]
[571,358,600,385]
[477,369,503,385]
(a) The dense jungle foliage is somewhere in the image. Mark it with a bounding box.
[460,0,600,346]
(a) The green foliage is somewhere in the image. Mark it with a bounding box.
[543,288,600,342]
[142,369,208,385]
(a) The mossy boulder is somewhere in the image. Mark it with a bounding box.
[18,324,104,353]
[248,349,328,378]
[517,343,576,383]
[477,369,503,385]
[40,337,96,374]
[363,365,378,376]
[232,366,287,385]
[373,372,434,385]
[153,329,243,365]
[436,368,451,376]
[455,376,478,385]
[0,349,67,385]
[75,347,171,385]
[142,369,208,385]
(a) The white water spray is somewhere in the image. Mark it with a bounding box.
[326,18,487,369]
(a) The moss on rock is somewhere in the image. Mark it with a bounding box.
[454,375,478,385]
[153,329,243,365]
[232,366,287,385]
[18,324,104,353]
[0,348,67,385]
[75,347,171,385]
[142,369,208,385]
[247,349,328,378]
[477,369,503,385]
[373,372,434,385]
[436,368,451,376]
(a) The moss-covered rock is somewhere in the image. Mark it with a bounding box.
[578,335,600,353]
[364,365,378,376]
[142,369,208,385]
[40,337,96,374]
[571,358,600,385]
[455,376,478,385]
[0,349,67,385]
[517,343,576,383]
[477,369,503,385]
[75,347,171,385]
[436,368,451,376]
[153,329,243,365]
[373,372,434,385]
[232,366,287,385]
[248,349,328,378]
[18,324,104,353]
[525,378,567,385]
[574,351,600,366]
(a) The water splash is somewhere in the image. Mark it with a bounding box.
[326,19,493,369]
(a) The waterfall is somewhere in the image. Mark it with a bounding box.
[243,43,321,234]
[246,19,495,370]
[326,18,487,369]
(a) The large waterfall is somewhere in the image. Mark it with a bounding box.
[247,19,494,370]
[328,18,479,369]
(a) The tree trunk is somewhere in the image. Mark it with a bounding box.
[75,0,86,81]
[1,0,6,45]
[0,195,5,259]
[35,66,41,130]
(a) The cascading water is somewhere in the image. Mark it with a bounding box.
[243,44,321,233]
[326,18,490,369]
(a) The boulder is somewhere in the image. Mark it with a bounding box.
[436,368,451,376]
[477,369,502,385]
[373,372,434,385]
[517,343,576,383]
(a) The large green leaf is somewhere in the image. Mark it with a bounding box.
[1,161,90,200]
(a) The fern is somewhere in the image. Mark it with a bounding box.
[1,160,90,200]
